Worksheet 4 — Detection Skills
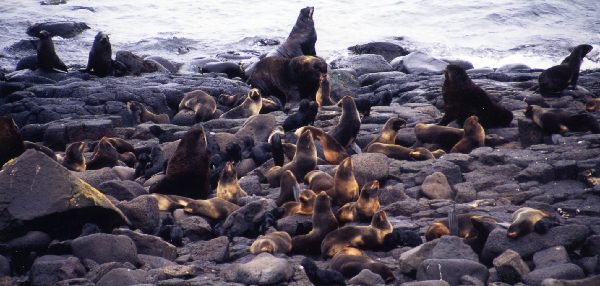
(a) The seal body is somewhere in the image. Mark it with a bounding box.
[316,73,335,106]
[61,141,86,172]
[216,161,247,204]
[281,189,316,217]
[365,117,406,150]
[365,143,412,161]
[304,170,334,193]
[525,104,600,134]
[85,32,113,77]
[296,126,348,164]
[507,207,558,238]
[86,137,119,170]
[0,116,26,167]
[128,101,169,124]
[330,247,395,282]
[415,123,464,151]
[337,180,381,223]
[265,129,317,187]
[283,99,318,131]
[291,192,339,254]
[327,157,359,206]
[276,170,299,206]
[267,7,317,58]
[450,115,485,154]
[201,62,245,79]
[539,44,593,93]
[425,213,498,254]
[220,89,262,119]
[179,90,217,122]
[329,96,361,147]
[184,197,240,220]
[250,231,292,254]
[36,30,68,72]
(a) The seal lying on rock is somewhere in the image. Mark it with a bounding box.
[507,207,560,238]
[301,257,346,286]
[178,90,217,123]
[280,189,316,217]
[283,99,318,131]
[128,101,170,124]
[201,61,245,79]
[539,44,593,94]
[184,197,240,220]
[220,88,262,119]
[365,117,406,150]
[330,247,395,282]
[426,213,499,254]
[525,104,600,134]
[250,231,292,254]
[36,30,68,72]
[450,115,485,154]
[415,123,464,151]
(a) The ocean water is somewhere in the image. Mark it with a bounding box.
[1,0,599,71]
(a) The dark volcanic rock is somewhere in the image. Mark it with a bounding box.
[27,21,90,38]
[29,255,86,286]
[523,263,585,286]
[116,195,160,234]
[71,234,139,265]
[493,249,530,284]
[416,258,489,286]
[348,42,409,61]
[112,228,177,260]
[223,252,293,285]
[330,54,393,76]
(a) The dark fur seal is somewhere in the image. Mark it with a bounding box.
[179,90,217,122]
[415,123,464,151]
[283,99,318,131]
[60,141,86,172]
[276,170,300,206]
[425,213,499,254]
[267,7,317,58]
[507,207,559,238]
[525,104,600,134]
[539,44,593,93]
[365,117,406,150]
[291,192,339,254]
[281,189,316,217]
[440,64,513,128]
[329,96,361,147]
[450,115,485,154]
[216,161,247,204]
[36,30,68,72]
[316,73,335,106]
[150,128,211,199]
[586,98,600,112]
[337,180,381,223]
[366,143,412,160]
[301,257,346,286]
[296,126,348,164]
[86,137,119,170]
[265,129,317,187]
[220,88,262,119]
[331,247,395,282]
[84,32,113,77]
[128,101,170,124]
[250,231,292,254]
[201,62,245,79]
[0,117,26,167]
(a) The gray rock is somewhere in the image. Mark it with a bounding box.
[379,183,407,205]
[454,182,477,203]
[220,199,276,237]
[350,153,390,186]
[541,275,600,286]
[523,263,585,286]
[421,172,454,200]
[581,234,600,256]
[188,236,230,263]
[516,163,554,183]
[137,254,175,269]
[0,255,9,276]
[98,180,147,201]
[223,252,293,285]
[76,167,122,189]
[72,234,139,265]
[96,268,148,286]
[112,228,177,260]
[493,249,530,284]
[533,246,570,268]
[497,63,531,72]
[330,54,393,76]
[348,42,409,61]
[398,239,439,274]
[394,51,448,74]
[43,119,115,150]
[416,258,489,286]
[84,262,132,283]
[430,236,479,262]
[328,68,360,100]
[55,278,95,286]
[117,195,160,234]
[177,215,213,241]
[442,59,474,70]
[401,281,450,286]
[518,119,544,147]
[348,269,385,285]
[30,255,86,286]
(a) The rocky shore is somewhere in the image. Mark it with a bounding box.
[1,40,600,286]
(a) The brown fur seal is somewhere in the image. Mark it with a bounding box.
[218,93,238,107]
[150,194,193,212]
[83,32,113,77]
[331,247,395,282]
[86,137,119,170]
[281,189,316,217]
[265,129,317,187]
[36,30,68,72]
[440,64,513,128]
[0,116,26,167]
[296,126,348,164]
[291,192,339,254]
[266,7,317,58]
[337,180,381,223]
[61,141,86,172]
[365,117,406,150]
[250,231,292,254]
[179,90,217,122]
[586,98,600,112]
[184,197,240,220]
[150,128,211,199]
[277,170,300,206]
[128,101,170,124]
[201,62,245,79]
[327,157,359,206]
[409,147,438,160]
[425,213,499,254]
[102,137,134,154]
[316,73,334,106]
[220,88,262,119]
[415,123,464,151]
[431,149,447,159]
[365,143,412,161]
[247,55,326,106]
[539,44,593,93]
[304,170,334,193]
[450,116,485,154]
[321,210,393,257]
[329,96,361,147]
[507,207,559,238]
[524,104,600,134]
[216,161,247,204]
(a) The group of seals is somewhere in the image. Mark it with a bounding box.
[525,105,600,134]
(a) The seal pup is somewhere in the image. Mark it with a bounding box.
[296,126,348,164]
[301,257,346,286]
[415,123,464,151]
[179,90,217,122]
[507,207,560,238]
[250,231,292,254]
[337,180,381,223]
[281,189,317,217]
[267,6,317,58]
[36,30,68,72]
[329,96,361,147]
[265,129,317,187]
[439,64,513,128]
[220,88,262,119]
[83,32,113,77]
[86,137,119,170]
[283,99,318,131]
[450,115,485,154]
[128,101,170,124]
[150,128,211,199]
[524,104,600,134]
[60,141,86,172]
[321,210,393,257]
[328,157,359,206]
[365,117,406,150]
[539,44,593,93]
[330,247,395,282]
[201,61,245,79]
[216,161,247,204]
[276,170,300,206]
[291,192,339,254]
[184,197,240,220]
[304,170,334,193]
[315,73,335,106]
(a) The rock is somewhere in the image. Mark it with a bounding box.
[71,234,139,265]
[96,268,148,286]
[348,42,409,61]
[348,269,385,285]
[581,235,600,257]
[379,183,407,205]
[350,153,390,186]
[416,259,489,286]
[401,281,450,286]
[177,215,212,241]
[541,275,600,286]
[43,119,115,150]
[497,64,531,72]
[533,246,570,268]
[98,180,147,201]
[430,236,479,262]
[220,199,276,237]
[84,262,132,283]
[188,236,230,263]
[393,51,448,74]
[515,163,554,183]
[454,182,477,203]
[27,21,90,38]
[330,54,393,76]
[112,228,177,260]
[137,254,175,269]
[234,114,277,144]
[493,249,530,284]
[523,263,585,286]
[117,195,160,234]
[276,215,312,236]
[518,119,544,147]
[115,51,155,75]
[442,59,474,70]
[55,278,94,286]
[421,172,454,199]
[223,252,293,285]
[76,168,122,190]
[152,264,200,280]
[0,255,9,276]
[0,150,128,239]
[29,255,86,286]
[398,239,439,274]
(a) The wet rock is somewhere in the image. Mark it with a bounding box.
[348,42,409,62]
[96,268,148,286]
[398,239,439,274]
[43,119,115,150]
[533,246,570,268]
[416,258,489,286]
[71,234,139,265]
[421,172,454,200]
[497,64,531,73]
[493,249,530,284]
[523,263,585,286]
[430,236,478,262]
[348,268,385,285]
[330,54,393,76]
[117,195,160,234]
[350,153,390,186]
[223,252,293,285]
[187,236,230,263]
[112,228,176,260]
[0,255,9,276]
[30,255,86,286]
[220,199,276,237]
[138,254,175,269]
[27,21,90,38]
[393,51,448,74]
[76,168,122,189]
[98,180,147,201]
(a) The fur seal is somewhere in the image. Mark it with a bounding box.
[276,170,300,206]
[440,64,513,128]
[265,129,317,187]
[179,90,217,122]
[184,197,240,220]
[586,98,600,112]
[270,131,285,167]
[507,207,560,238]
[281,189,316,217]
[220,88,262,119]
[150,128,211,199]
[283,99,318,131]
[524,105,600,134]
[201,62,245,79]
[248,55,327,106]
[150,194,193,212]
[296,126,348,164]
[321,210,393,257]
[291,192,339,254]
[409,147,438,160]
[102,137,134,154]
[128,101,170,124]
[365,117,406,150]
[415,123,464,151]
[539,44,593,93]
[329,96,361,147]
[218,93,238,107]
[250,231,292,254]
[328,157,359,206]
[216,161,247,204]
[301,258,346,286]
[60,141,86,172]
[135,144,166,179]
[86,137,119,170]
[366,143,412,161]
[316,73,335,106]
[267,7,317,58]
[83,32,113,77]
[330,247,395,282]
[304,170,334,193]
[0,117,26,167]
[36,30,68,72]
[450,116,485,154]
[425,213,499,254]
[337,180,381,223]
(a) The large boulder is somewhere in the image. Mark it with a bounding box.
[392,51,448,74]
[330,54,393,76]
[71,233,139,265]
[112,228,177,261]
[0,150,128,239]
[29,255,86,286]
[416,258,489,286]
[116,195,160,234]
[348,42,410,62]
[421,172,454,199]
[223,252,293,285]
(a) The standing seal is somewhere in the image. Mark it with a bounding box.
[365,117,406,150]
[277,170,300,206]
[221,88,262,119]
[128,101,170,124]
[291,192,339,254]
[331,247,395,282]
[216,161,247,204]
[84,32,113,77]
[337,180,381,223]
[450,115,485,154]
[415,123,464,151]
[524,105,600,134]
[329,96,361,147]
[267,7,317,58]
[316,73,335,106]
[150,128,211,199]
[296,126,348,164]
[539,44,593,93]
[328,157,359,206]
[60,141,86,172]
[440,64,513,128]
[507,207,559,238]
[265,129,317,187]
[250,231,292,254]
[178,90,217,122]
[283,99,318,131]
[36,30,68,72]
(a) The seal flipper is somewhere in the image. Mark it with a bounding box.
[448,203,459,237]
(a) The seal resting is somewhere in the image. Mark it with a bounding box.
[539,44,593,94]
[525,104,600,134]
